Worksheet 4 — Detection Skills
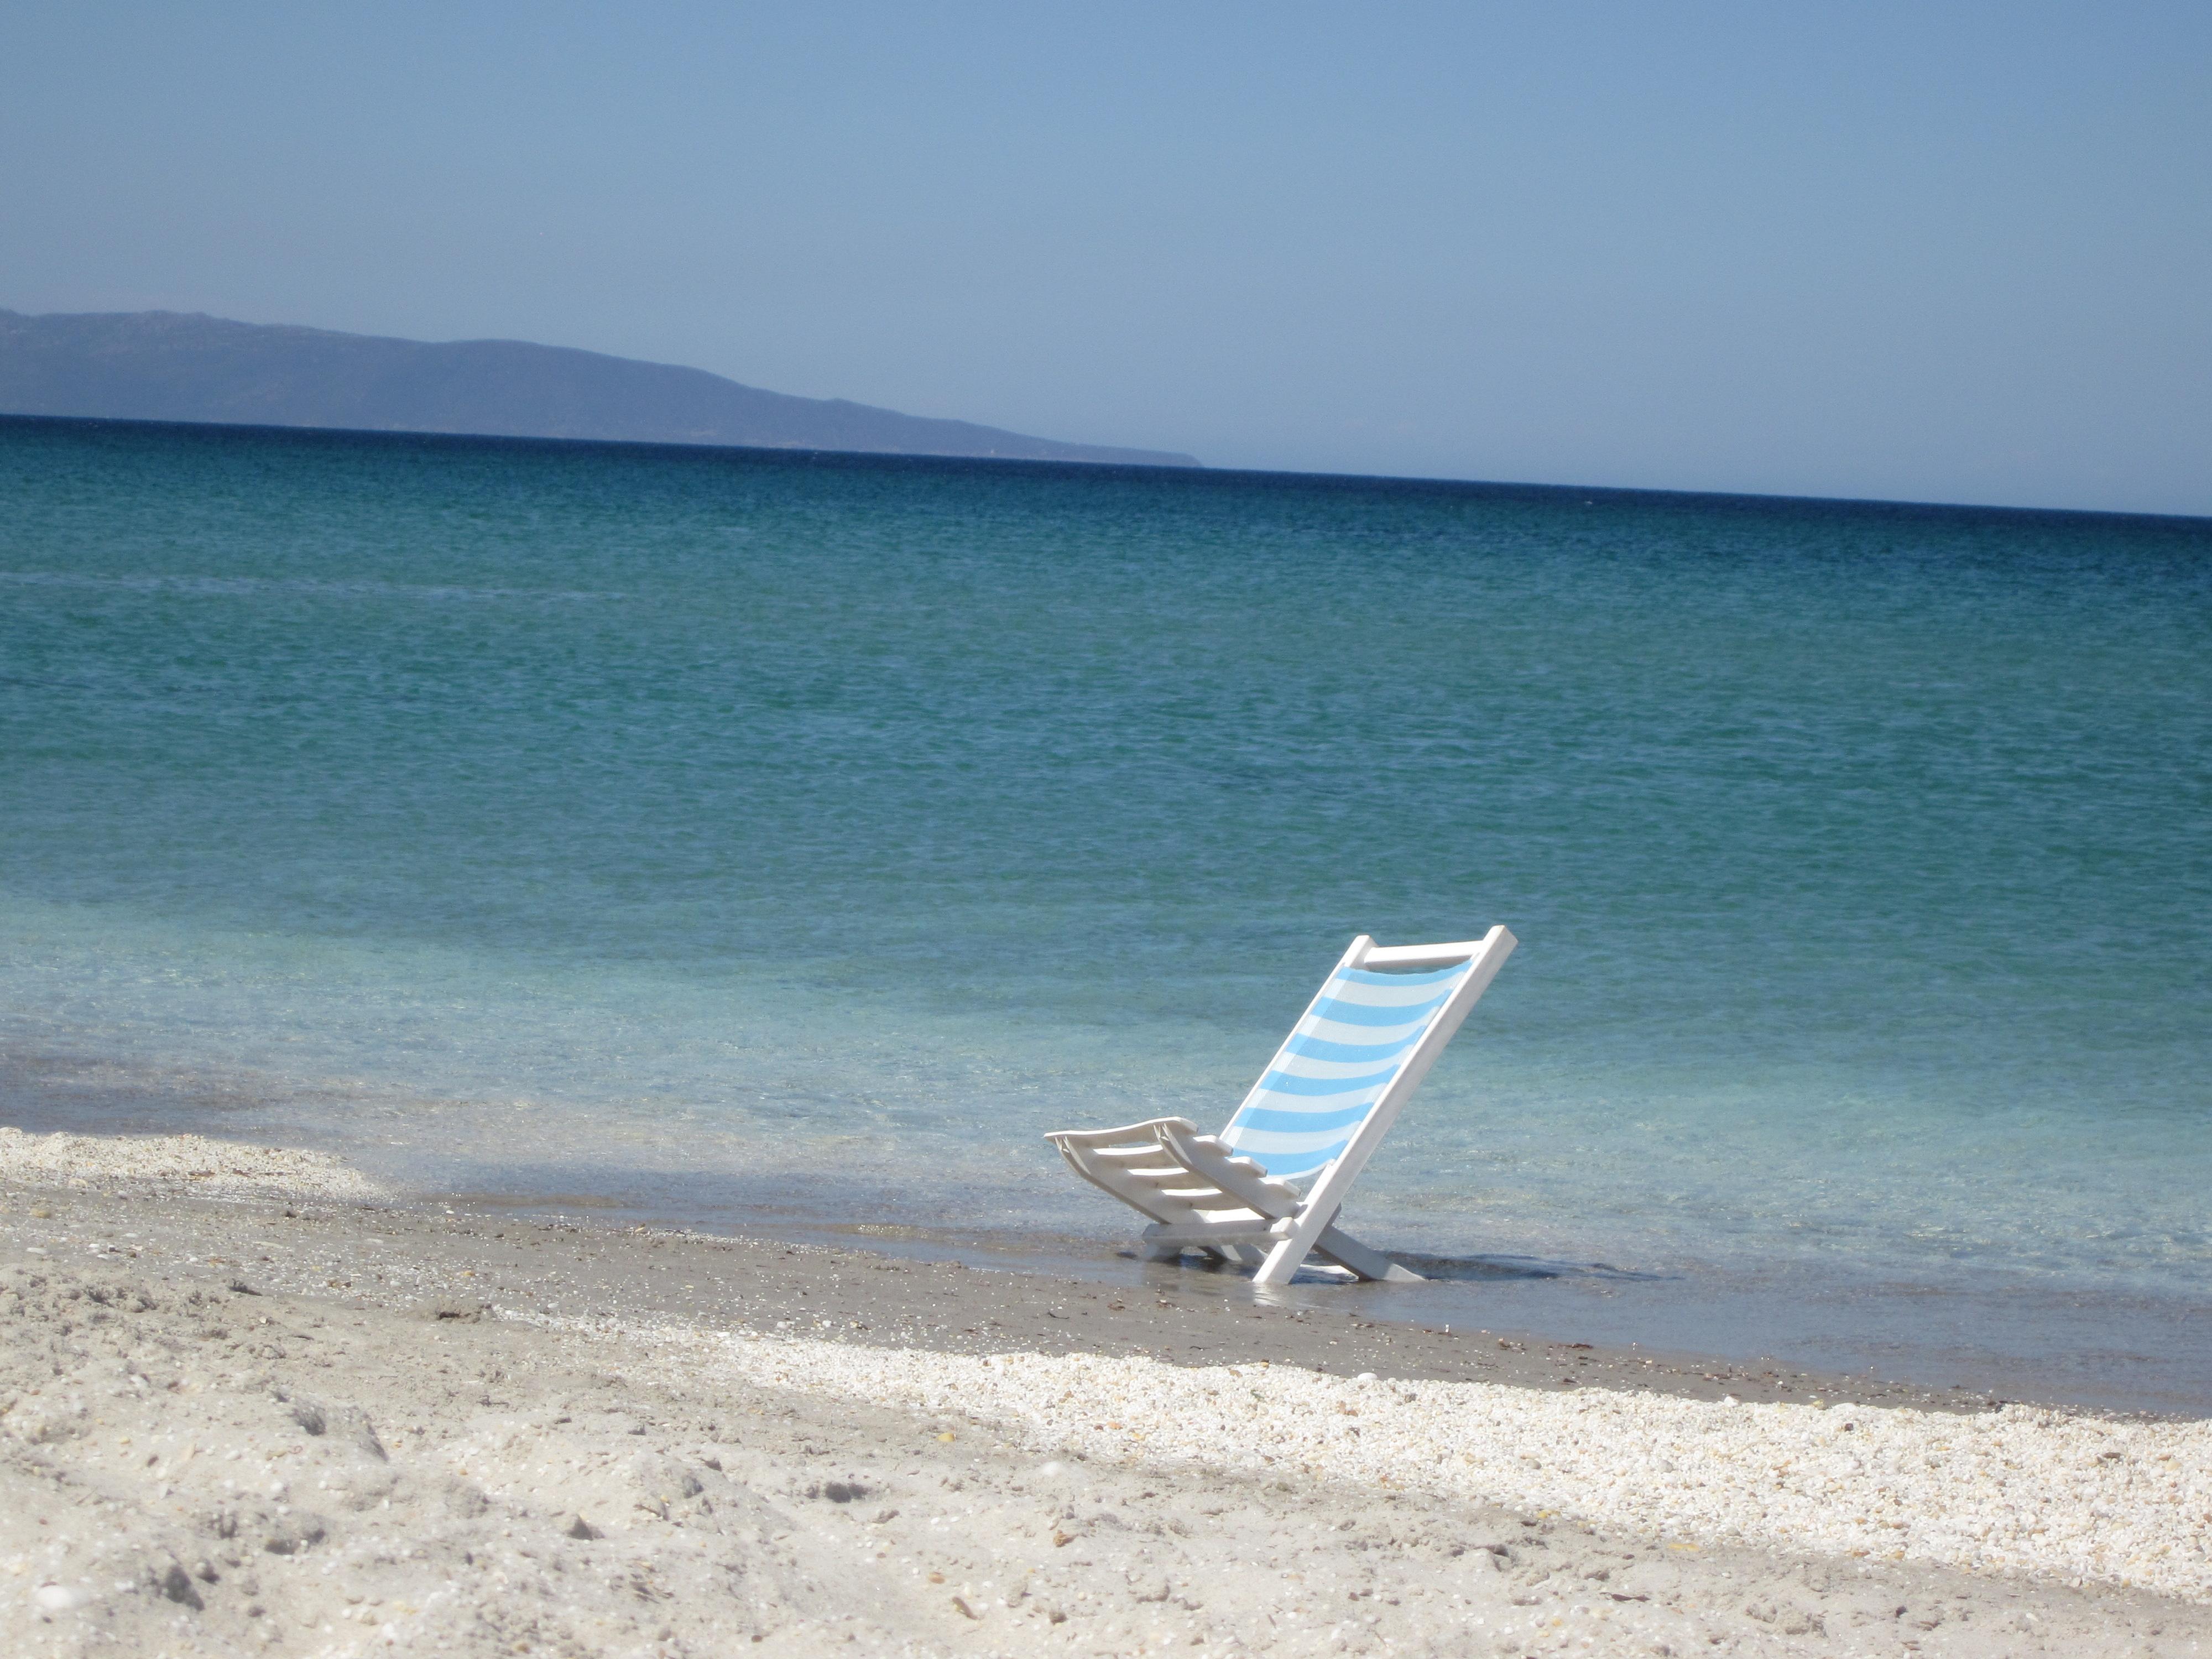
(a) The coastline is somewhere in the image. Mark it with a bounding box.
[5,1130,2209,1656]
[12,1054,2209,1421]
[9,1043,2209,1423]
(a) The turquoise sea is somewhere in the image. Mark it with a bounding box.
[4,416,2208,1407]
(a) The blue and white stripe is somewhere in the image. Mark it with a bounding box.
[1218,961,1468,1181]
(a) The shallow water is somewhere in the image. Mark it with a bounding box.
[4,416,2208,1404]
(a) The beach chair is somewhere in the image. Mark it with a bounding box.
[1046,928,1515,1286]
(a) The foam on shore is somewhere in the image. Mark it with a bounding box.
[0,1125,384,1202]
[582,1316,2212,1605]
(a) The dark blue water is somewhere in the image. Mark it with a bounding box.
[4,416,2208,1405]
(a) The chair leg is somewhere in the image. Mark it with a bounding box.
[1255,1213,1421,1286]
[1253,1230,1311,1286]
[1314,1224,1423,1283]
[1139,1238,1184,1262]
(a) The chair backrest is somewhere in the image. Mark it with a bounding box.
[1216,930,1513,1186]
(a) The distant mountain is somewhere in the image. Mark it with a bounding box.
[0,310,1199,468]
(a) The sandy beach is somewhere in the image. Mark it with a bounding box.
[4,1128,2209,1658]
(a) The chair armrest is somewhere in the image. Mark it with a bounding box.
[1043,1117,1200,1148]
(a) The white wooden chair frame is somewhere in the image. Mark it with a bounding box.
[1046,927,1515,1286]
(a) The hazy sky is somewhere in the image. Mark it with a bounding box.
[4,4,2207,514]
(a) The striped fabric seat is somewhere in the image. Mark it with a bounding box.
[1045,928,1515,1286]
[1217,962,1470,1182]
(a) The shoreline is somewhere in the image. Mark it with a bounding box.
[9,1056,2210,1420]
[4,1129,2211,1656]
[0,1124,2189,1423]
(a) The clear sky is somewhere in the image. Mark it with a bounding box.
[4,3,2207,515]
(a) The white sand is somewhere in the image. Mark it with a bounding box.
[0,1126,383,1202]
[601,1320,2212,1603]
